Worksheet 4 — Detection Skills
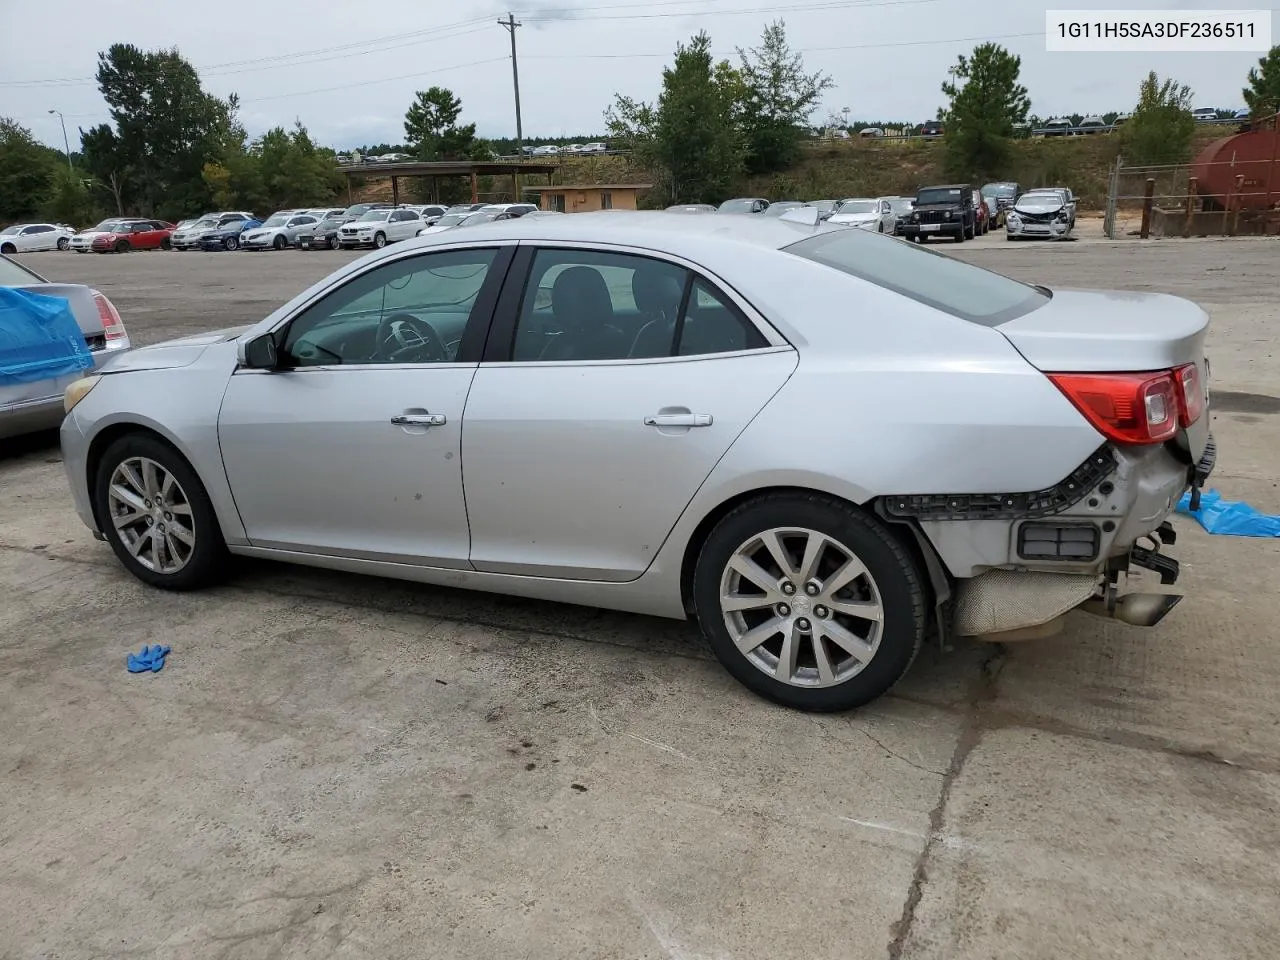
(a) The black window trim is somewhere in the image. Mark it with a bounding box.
[480,241,783,365]
[250,243,517,372]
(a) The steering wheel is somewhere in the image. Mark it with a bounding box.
[379,313,448,363]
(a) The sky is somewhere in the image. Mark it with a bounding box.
[1,0,1274,151]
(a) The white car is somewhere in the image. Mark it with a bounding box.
[241,213,320,251]
[0,223,75,253]
[171,212,256,251]
[826,198,896,234]
[338,208,422,249]
[532,145,560,156]
[581,142,608,154]
[70,219,130,253]
[416,211,471,236]
[1006,190,1075,241]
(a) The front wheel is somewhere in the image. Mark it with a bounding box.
[373,232,387,248]
[160,237,172,250]
[0,243,15,254]
[692,493,925,712]
[224,236,239,251]
[954,229,965,243]
[57,237,70,250]
[115,240,129,253]
[93,433,229,591]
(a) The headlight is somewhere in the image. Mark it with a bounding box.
[64,376,101,413]
[945,211,953,219]
[1007,214,1021,225]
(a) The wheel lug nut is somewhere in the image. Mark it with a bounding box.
[796,617,811,632]
[781,582,796,595]
[777,603,790,617]
[164,512,172,520]
[144,500,151,508]
[146,517,154,525]
[814,605,829,619]
[805,582,820,596]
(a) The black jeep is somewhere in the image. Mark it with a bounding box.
[899,184,976,243]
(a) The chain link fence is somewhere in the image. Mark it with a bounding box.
[1103,155,1280,239]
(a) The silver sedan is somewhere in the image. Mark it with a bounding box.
[59,213,1212,711]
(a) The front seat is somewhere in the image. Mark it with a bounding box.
[628,267,685,358]
[539,266,628,361]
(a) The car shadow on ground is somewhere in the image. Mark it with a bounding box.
[0,428,60,463]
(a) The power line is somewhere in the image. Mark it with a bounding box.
[521,0,944,22]
[497,14,525,172]
[237,56,510,105]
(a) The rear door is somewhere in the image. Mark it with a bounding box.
[460,244,797,581]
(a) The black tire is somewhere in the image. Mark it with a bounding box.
[160,237,172,250]
[954,229,965,243]
[0,243,15,254]
[57,237,70,250]
[373,232,387,248]
[692,492,926,712]
[273,234,287,250]
[965,222,975,239]
[115,240,129,253]
[93,433,229,591]
[877,221,884,233]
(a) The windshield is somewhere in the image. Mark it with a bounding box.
[85,220,124,232]
[189,218,217,230]
[916,187,963,204]
[357,210,389,222]
[809,201,836,213]
[836,200,876,214]
[0,254,44,285]
[343,204,372,218]
[1020,191,1062,203]
[982,184,1017,199]
[0,225,23,235]
[786,228,1047,327]
[889,198,914,214]
[460,211,500,226]
[262,216,288,227]
[718,199,759,213]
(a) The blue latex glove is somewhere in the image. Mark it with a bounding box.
[127,644,172,673]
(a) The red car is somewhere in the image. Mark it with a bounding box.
[971,189,989,235]
[90,219,176,253]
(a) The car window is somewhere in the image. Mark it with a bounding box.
[281,248,498,367]
[29,225,54,234]
[509,248,766,362]
[785,228,1048,327]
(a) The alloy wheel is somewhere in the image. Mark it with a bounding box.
[719,527,883,688]
[106,457,196,574]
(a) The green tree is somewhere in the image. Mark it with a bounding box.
[1242,45,1280,116]
[404,86,482,161]
[1121,71,1194,164]
[79,123,132,215]
[606,31,744,204]
[0,118,58,221]
[735,20,832,174]
[939,43,1030,179]
[44,166,91,224]
[93,44,237,216]
[252,123,342,211]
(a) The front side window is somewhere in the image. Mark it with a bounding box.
[785,228,1047,327]
[509,248,767,362]
[281,248,498,367]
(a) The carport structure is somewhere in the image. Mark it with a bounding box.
[335,160,557,206]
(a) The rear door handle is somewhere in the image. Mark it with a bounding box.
[644,413,713,427]
[391,413,446,426]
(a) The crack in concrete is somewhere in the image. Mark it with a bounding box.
[887,644,1007,960]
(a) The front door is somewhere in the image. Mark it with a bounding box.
[462,246,797,582]
[218,245,509,567]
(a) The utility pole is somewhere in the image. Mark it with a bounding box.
[498,12,524,200]
[48,109,72,173]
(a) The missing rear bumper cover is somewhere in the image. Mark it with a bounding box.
[883,445,1116,522]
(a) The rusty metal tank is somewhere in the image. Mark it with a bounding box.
[1192,128,1279,210]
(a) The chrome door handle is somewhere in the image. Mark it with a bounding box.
[391,413,446,426]
[644,413,713,427]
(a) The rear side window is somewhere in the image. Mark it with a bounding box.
[784,229,1048,327]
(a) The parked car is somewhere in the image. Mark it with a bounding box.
[338,208,422,248]
[807,200,838,220]
[171,213,256,251]
[58,212,1213,713]
[858,127,885,138]
[581,142,608,154]
[532,145,560,156]
[980,182,1021,227]
[1112,112,1131,126]
[0,223,75,254]
[563,144,584,154]
[442,203,488,216]
[396,204,448,224]
[71,219,130,253]
[199,217,263,251]
[416,212,473,236]
[1192,107,1219,123]
[476,203,538,219]
[827,198,895,234]
[886,197,914,235]
[1,253,130,439]
[1033,186,1077,225]
[241,212,320,251]
[1042,118,1074,136]
[899,184,977,243]
[296,214,349,250]
[919,120,944,137]
[971,190,989,234]
[718,198,769,214]
[762,201,810,217]
[90,220,176,253]
[1006,189,1075,241]
[1078,116,1108,134]
[665,204,717,214]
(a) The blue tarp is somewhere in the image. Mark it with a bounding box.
[0,286,93,385]
[1176,488,1280,538]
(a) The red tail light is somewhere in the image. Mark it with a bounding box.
[92,291,127,342]
[1173,363,1204,427]
[1048,371,1178,445]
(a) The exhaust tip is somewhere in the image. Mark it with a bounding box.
[1082,593,1182,627]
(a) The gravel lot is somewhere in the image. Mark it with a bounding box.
[2,236,1278,959]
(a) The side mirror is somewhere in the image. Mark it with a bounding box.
[241,333,278,370]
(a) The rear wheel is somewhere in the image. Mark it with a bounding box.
[373,232,387,248]
[272,234,287,250]
[160,237,172,250]
[692,493,925,712]
[93,433,229,591]
[57,237,70,250]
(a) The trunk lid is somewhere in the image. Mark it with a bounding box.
[998,289,1210,459]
